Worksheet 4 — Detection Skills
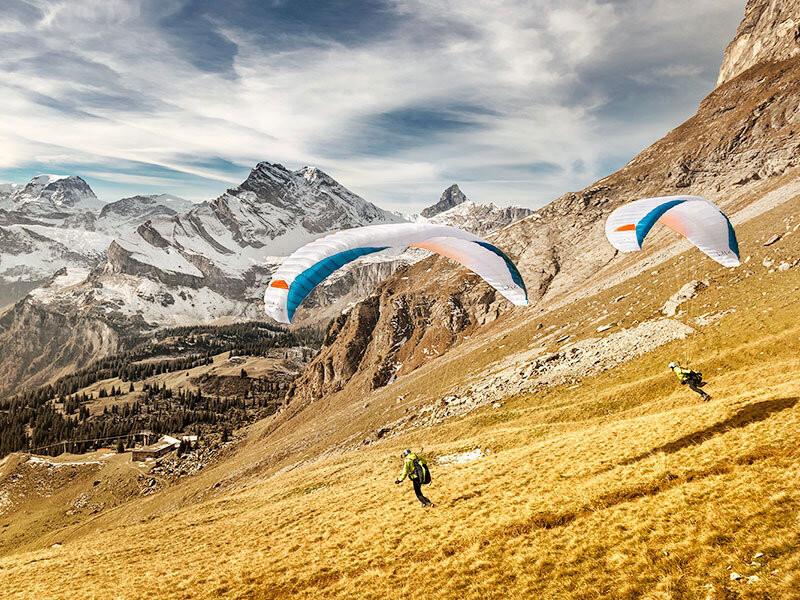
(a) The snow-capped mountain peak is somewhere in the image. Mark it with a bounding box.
[1,161,411,332]
[0,178,194,297]
[29,174,69,186]
[420,183,469,218]
[414,186,534,237]
[297,165,327,184]
[10,174,103,215]
[100,161,406,294]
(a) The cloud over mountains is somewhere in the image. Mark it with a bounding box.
[0,0,743,210]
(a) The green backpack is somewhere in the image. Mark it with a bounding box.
[413,457,431,485]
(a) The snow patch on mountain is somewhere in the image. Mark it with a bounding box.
[0,225,111,282]
[28,268,257,327]
[94,276,257,326]
[28,267,92,302]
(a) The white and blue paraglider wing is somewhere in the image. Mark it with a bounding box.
[264,223,528,323]
[604,195,740,267]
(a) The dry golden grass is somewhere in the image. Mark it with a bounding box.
[0,198,798,599]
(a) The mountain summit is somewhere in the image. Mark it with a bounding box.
[5,175,103,216]
[416,184,533,237]
[420,184,469,218]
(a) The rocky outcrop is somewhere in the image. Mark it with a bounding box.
[661,280,708,317]
[718,0,800,85]
[290,257,505,403]
[290,296,381,400]
[290,29,800,405]
[104,241,205,289]
[372,319,697,437]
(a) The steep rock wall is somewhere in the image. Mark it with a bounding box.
[718,0,800,85]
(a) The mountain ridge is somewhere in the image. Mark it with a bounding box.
[0,164,406,395]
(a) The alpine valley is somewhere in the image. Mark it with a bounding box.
[0,165,531,395]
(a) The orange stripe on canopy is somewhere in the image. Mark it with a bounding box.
[615,224,636,232]
[270,279,289,289]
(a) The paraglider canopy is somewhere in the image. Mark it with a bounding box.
[264,223,528,323]
[604,195,740,267]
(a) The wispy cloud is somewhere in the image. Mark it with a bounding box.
[0,0,744,210]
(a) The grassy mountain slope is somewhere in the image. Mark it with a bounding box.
[0,173,798,599]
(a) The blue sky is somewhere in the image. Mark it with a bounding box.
[0,0,744,211]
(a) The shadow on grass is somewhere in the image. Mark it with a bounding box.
[618,396,799,468]
[495,438,794,541]
[447,399,800,544]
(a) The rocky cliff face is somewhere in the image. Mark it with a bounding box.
[289,23,800,405]
[717,0,800,85]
